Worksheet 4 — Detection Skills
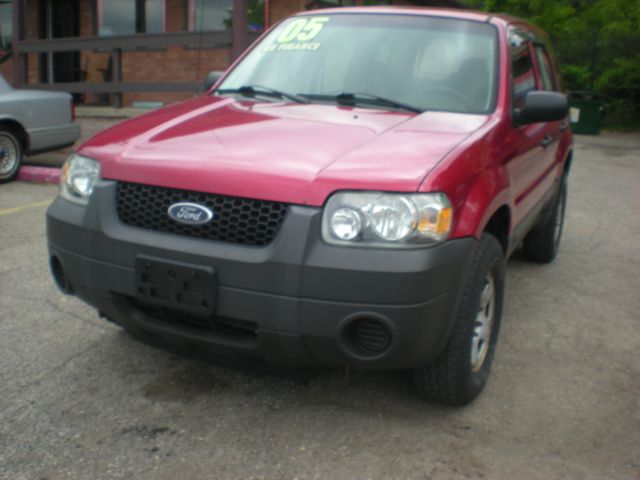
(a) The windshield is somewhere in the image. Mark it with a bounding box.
[217,13,498,114]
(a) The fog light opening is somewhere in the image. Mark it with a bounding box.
[344,317,393,357]
[50,255,73,294]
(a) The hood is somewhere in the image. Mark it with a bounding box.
[80,96,489,206]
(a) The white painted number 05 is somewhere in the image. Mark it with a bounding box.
[277,17,329,44]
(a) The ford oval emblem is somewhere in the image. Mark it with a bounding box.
[167,202,214,225]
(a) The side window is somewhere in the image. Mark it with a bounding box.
[534,45,557,91]
[511,41,536,110]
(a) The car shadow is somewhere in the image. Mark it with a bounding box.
[101,327,459,419]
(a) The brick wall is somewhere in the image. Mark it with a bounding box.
[269,0,307,25]
[120,0,227,105]
[19,0,232,107]
[24,0,38,84]
[15,0,422,107]
[167,0,187,32]
[121,46,229,106]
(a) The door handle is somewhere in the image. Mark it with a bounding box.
[540,135,554,149]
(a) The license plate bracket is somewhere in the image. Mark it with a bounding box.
[135,256,216,317]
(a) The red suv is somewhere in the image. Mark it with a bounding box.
[47,7,572,405]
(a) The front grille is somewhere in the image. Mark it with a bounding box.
[116,182,289,247]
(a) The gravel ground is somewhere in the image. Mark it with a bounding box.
[1,132,639,480]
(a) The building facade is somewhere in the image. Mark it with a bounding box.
[0,0,466,107]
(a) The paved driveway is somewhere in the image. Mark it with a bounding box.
[1,133,639,480]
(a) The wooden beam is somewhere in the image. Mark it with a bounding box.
[11,0,25,87]
[231,0,249,61]
[16,31,234,53]
[22,81,204,94]
[112,48,122,107]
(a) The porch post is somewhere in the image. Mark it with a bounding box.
[11,0,26,87]
[231,0,249,61]
[112,48,122,108]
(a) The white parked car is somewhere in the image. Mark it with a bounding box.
[0,74,80,183]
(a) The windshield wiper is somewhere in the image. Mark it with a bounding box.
[217,85,309,104]
[334,92,423,113]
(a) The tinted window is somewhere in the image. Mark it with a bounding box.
[145,0,165,33]
[99,0,164,36]
[534,45,556,91]
[101,0,135,35]
[190,0,233,31]
[511,41,536,109]
[219,14,499,114]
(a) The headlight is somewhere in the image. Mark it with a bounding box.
[322,192,453,247]
[59,154,100,205]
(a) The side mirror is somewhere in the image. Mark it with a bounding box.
[204,71,225,92]
[515,91,569,126]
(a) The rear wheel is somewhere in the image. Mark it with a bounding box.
[413,233,505,406]
[0,128,23,184]
[522,177,567,263]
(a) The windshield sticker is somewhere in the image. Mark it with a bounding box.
[263,17,329,53]
[263,42,322,52]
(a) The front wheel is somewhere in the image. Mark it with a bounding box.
[413,233,505,406]
[0,128,23,184]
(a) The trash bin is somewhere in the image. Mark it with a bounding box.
[568,91,605,135]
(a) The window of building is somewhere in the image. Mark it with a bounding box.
[189,0,233,32]
[187,0,269,34]
[98,0,165,36]
[0,1,12,52]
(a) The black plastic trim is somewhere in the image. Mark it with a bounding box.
[46,181,477,370]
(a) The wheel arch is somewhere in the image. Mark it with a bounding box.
[563,149,573,174]
[451,166,513,253]
[0,117,29,152]
[482,205,511,254]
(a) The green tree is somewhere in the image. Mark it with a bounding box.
[462,0,640,127]
[224,0,266,30]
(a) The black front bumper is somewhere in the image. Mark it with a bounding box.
[46,181,476,370]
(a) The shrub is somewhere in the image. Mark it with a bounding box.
[596,57,640,106]
[560,64,592,91]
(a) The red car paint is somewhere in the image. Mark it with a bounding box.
[78,7,572,245]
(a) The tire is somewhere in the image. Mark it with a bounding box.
[413,233,505,406]
[522,176,567,263]
[0,127,23,184]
